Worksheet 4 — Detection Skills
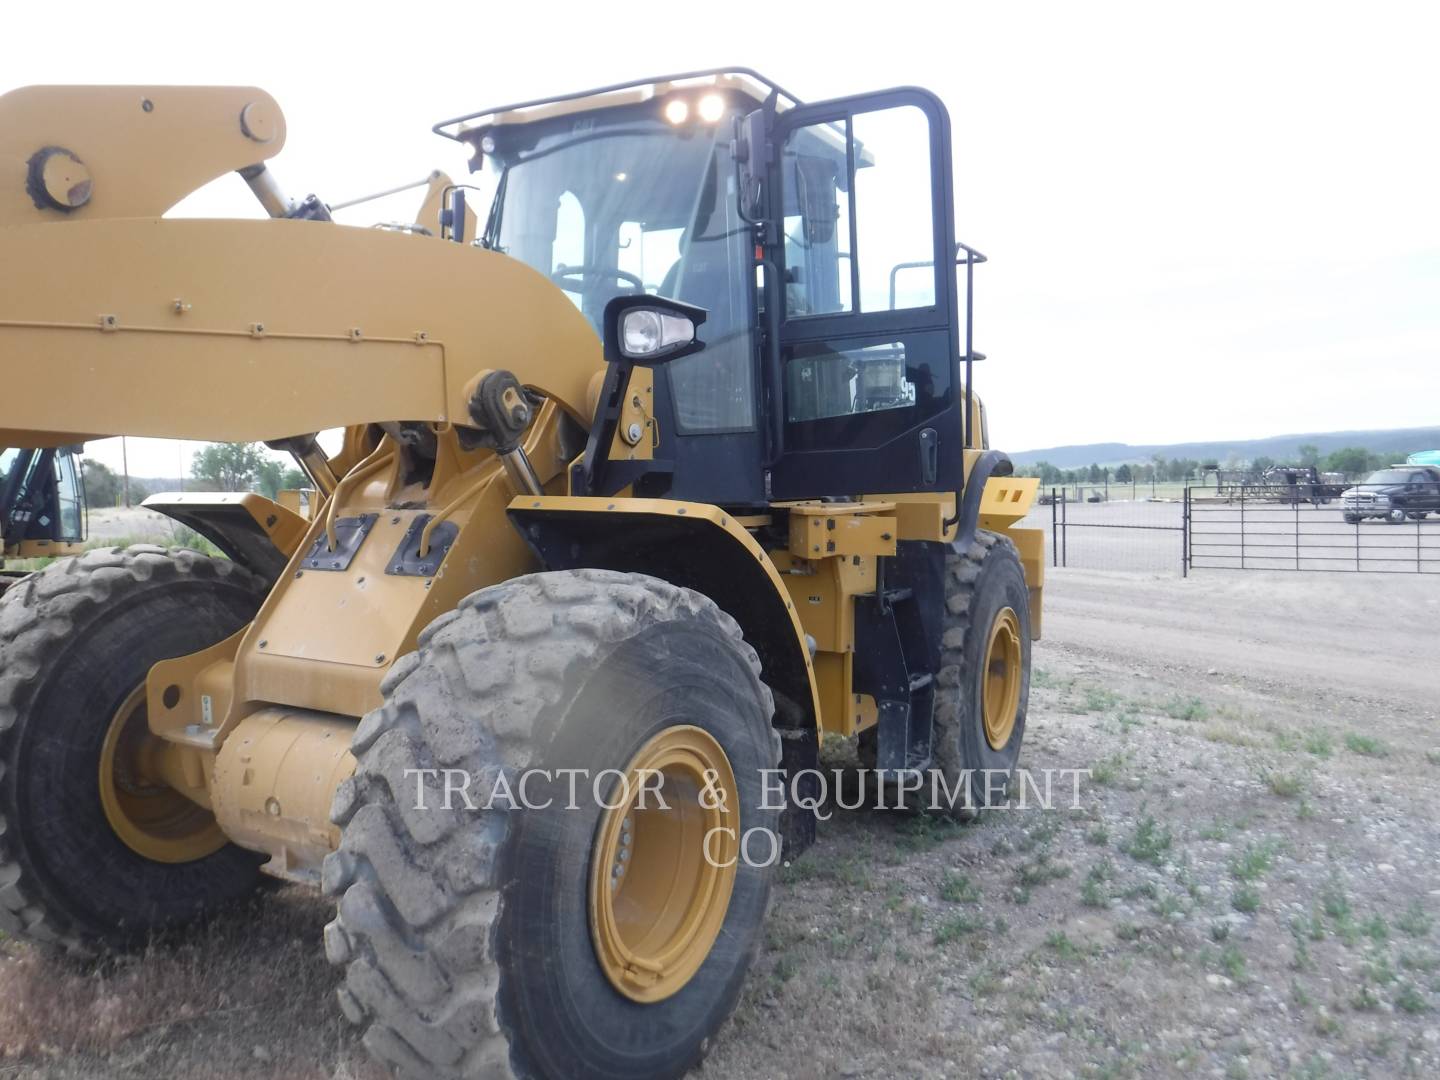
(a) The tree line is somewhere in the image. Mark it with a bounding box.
[81,444,308,508]
[1018,443,1414,488]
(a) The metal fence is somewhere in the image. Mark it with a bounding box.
[1034,484,1440,576]
[1187,485,1440,574]
[1042,489,1187,575]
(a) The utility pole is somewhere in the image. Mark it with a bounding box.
[121,437,131,508]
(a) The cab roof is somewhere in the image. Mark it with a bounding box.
[433,67,801,144]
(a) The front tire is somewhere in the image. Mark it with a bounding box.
[324,569,781,1080]
[0,547,268,954]
[1387,508,1408,524]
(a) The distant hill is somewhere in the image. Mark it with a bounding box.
[1011,427,1440,470]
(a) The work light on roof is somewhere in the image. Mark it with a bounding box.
[697,94,725,122]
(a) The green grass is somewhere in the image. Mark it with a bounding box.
[1081,859,1114,908]
[1344,733,1389,758]
[895,814,961,854]
[1154,891,1186,919]
[1303,732,1334,758]
[1395,983,1428,1014]
[1362,953,1396,986]
[1292,909,1327,942]
[1121,814,1173,866]
[1352,982,1381,1010]
[1078,686,1122,714]
[938,871,979,904]
[1262,768,1306,798]
[934,913,983,945]
[1400,950,1439,973]
[1086,823,1110,847]
[1014,851,1071,890]
[1398,901,1432,938]
[1161,696,1210,722]
[1219,944,1247,983]
[1090,752,1129,788]
[1320,879,1352,922]
[1044,930,1082,961]
[1232,886,1261,914]
[1229,840,1281,882]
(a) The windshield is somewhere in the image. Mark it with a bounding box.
[1364,470,1411,485]
[484,112,755,432]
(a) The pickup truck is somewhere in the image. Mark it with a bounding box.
[1340,465,1440,524]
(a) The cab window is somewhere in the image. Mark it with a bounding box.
[781,105,937,318]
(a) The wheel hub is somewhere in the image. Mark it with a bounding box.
[98,684,225,864]
[589,725,738,1004]
[982,606,1023,751]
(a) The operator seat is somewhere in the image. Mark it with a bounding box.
[656,230,748,430]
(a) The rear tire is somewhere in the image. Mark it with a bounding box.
[0,546,267,954]
[324,569,781,1080]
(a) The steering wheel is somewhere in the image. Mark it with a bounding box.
[550,265,645,295]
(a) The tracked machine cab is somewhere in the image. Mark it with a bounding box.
[0,70,1041,1080]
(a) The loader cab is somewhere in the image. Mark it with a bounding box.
[0,445,86,549]
[445,71,972,507]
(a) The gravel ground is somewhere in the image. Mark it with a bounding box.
[2,566,1438,1078]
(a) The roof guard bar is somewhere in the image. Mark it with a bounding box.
[432,67,804,141]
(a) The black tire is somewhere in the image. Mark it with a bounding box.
[1387,508,1408,525]
[0,546,268,954]
[324,569,782,1080]
[1343,514,1361,525]
[929,531,1031,819]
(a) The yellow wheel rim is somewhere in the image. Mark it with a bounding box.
[982,606,1023,751]
[98,684,226,864]
[589,725,739,1004]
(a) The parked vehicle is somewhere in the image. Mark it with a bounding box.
[1340,465,1440,524]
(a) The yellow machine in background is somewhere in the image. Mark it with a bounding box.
[0,71,1041,1080]
[0,445,86,593]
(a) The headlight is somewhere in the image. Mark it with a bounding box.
[622,309,696,357]
[1372,493,1390,504]
[697,94,726,123]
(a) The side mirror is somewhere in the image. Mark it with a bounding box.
[733,108,768,219]
[603,295,707,366]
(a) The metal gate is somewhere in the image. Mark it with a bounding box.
[1186,487,1440,574]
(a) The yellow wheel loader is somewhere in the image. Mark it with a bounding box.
[0,445,86,593]
[0,71,1043,1079]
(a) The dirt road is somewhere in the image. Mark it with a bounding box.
[3,567,1439,1078]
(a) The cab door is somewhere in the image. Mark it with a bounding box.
[763,89,964,499]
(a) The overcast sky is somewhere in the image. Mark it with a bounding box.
[7,0,1437,477]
